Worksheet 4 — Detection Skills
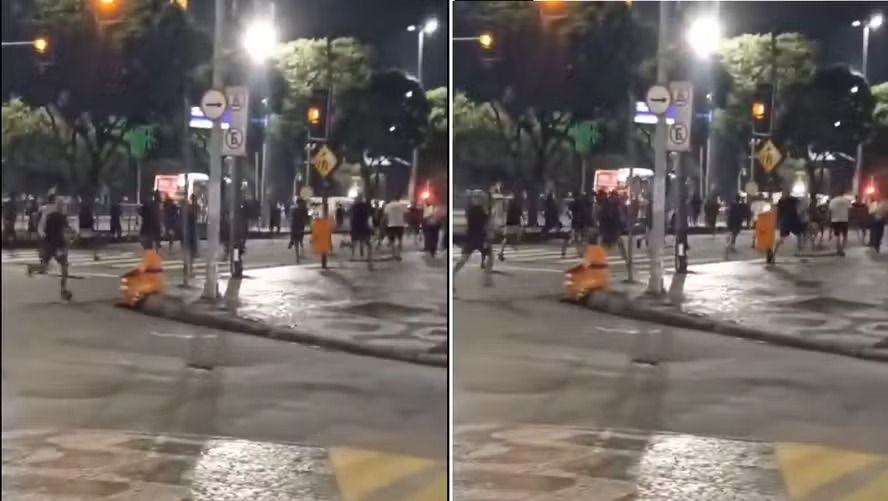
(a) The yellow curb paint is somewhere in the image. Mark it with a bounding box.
[328,447,445,501]
[776,442,887,499]
[841,470,888,501]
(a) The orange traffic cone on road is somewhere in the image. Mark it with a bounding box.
[118,249,166,306]
[564,244,610,300]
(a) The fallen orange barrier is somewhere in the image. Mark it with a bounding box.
[564,245,610,300]
[118,249,166,306]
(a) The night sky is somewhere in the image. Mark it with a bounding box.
[454,0,888,86]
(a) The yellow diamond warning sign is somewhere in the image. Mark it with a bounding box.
[312,146,338,177]
[756,140,783,173]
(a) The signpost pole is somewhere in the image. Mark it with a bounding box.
[321,38,334,270]
[674,152,689,273]
[202,0,226,301]
[647,0,670,296]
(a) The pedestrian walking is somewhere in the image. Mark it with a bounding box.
[725,194,745,255]
[78,197,100,261]
[422,202,443,258]
[2,193,18,249]
[139,191,162,251]
[270,202,282,235]
[561,193,591,258]
[109,200,122,241]
[828,192,852,257]
[26,194,74,301]
[690,192,702,227]
[288,198,309,263]
[162,195,179,252]
[350,196,372,260]
[868,197,887,253]
[704,196,720,236]
[383,198,407,261]
[498,193,524,261]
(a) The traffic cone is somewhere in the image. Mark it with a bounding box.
[118,249,166,306]
[564,244,610,300]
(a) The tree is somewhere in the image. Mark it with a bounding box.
[869,82,888,156]
[776,66,875,196]
[715,33,817,143]
[7,0,207,197]
[455,0,652,222]
[273,37,373,144]
[332,69,430,200]
[2,97,68,193]
[452,91,517,188]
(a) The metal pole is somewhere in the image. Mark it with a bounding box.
[181,93,193,286]
[202,0,226,300]
[229,157,242,278]
[261,117,271,227]
[580,155,587,195]
[704,0,720,200]
[626,89,637,283]
[407,31,423,204]
[852,26,869,198]
[674,153,688,273]
[136,160,141,205]
[647,0,670,295]
[320,38,334,269]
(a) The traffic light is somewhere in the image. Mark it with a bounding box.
[93,0,123,24]
[306,89,329,140]
[479,33,494,50]
[33,35,53,67]
[751,83,772,136]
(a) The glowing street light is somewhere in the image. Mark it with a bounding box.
[687,15,722,59]
[241,17,279,64]
[850,12,882,196]
[406,16,438,204]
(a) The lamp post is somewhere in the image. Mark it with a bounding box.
[241,5,278,228]
[406,18,438,204]
[687,12,722,200]
[851,12,882,198]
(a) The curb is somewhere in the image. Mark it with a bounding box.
[130,295,448,368]
[569,292,888,364]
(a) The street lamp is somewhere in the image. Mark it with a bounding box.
[406,17,438,204]
[686,14,723,198]
[851,12,882,197]
[241,17,279,64]
[686,15,722,59]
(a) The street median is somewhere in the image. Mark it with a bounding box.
[565,290,888,364]
[130,294,448,368]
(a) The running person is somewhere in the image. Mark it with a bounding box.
[772,191,803,262]
[725,194,745,255]
[498,194,524,261]
[453,193,492,281]
[27,194,74,301]
[383,199,407,261]
[350,197,372,260]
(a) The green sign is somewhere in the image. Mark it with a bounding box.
[124,126,157,162]
[568,121,600,155]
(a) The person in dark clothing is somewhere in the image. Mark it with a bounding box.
[2,194,18,248]
[139,191,162,251]
[288,198,309,262]
[454,194,492,280]
[182,194,199,262]
[162,196,179,251]
[773,191,802,259]
[27,195,73,301]
[350,197,372,259]
[109,200,123,241]
[690,192,703,227]
[561,194,590,258]
[78,198,99,260]
[725,194,746,254]
[704,196,720,235]
[498,194,524,261]
[334,203,345,231]
[270,202,282,235]
[543,194,559,233]
[26,198,40,239]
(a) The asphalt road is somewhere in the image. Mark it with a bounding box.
[1,269,447,460]
[453,251,888,499]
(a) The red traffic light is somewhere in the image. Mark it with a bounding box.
[420,189,431,201]
[752,102,767,120]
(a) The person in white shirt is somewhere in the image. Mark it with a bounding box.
[828,193,852,256]
[383,199,407,260]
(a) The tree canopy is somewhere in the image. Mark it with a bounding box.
[5,0,207,196]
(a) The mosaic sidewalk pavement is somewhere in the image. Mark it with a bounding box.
[2,428,446,501]
[454,424,888,501]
